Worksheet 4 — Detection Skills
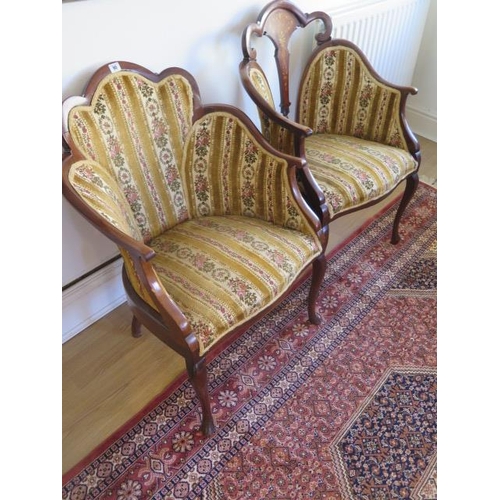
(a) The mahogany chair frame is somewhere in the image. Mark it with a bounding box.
[62,61,327,436]
[240,0,421,244]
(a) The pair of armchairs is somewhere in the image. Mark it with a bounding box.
[62,0,420,436]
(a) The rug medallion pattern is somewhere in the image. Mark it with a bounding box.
[331,367,437,499]
[63,184,437,500]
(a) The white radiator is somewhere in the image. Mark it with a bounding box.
[319,0,431,86]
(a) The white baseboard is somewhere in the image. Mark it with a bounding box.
[407,105,437,142]
[62,259,126,344]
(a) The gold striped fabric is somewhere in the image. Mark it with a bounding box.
[68,159,142,240]
[182,111,312,232]
[249,66,275,108]
[299,46,408,150]
[67,73,322,355]
[149,215,319,354]
[68,72,195,242]
[68,158,164,311]
[305,134,417,217]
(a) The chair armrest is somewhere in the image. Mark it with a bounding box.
[122,250,193,340]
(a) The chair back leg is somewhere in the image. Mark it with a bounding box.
[131,315,142,338]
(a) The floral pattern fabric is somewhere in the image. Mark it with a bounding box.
[67,72,322,356]
[68,159,142,241]
[149,215,319,355]
[68,72,195,242]
[299,46,407,149]
[182,111,309,231]
[248,67,296,157]
[305,134,417,218]
[244,45,418,226]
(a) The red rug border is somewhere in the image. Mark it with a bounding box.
[62,183,434,485]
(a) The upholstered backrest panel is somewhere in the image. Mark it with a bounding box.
[249,66,276,109]
[67,72,195,242]
[181,111,313,234]
[299,45,408,151]
[68,159,142,240]
[68,157,162,310]
[259,114,296,158]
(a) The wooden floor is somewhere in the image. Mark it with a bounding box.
[62,136,437,475]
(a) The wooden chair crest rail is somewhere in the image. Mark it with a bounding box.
[240,0,421,244]
[62,61,327,435]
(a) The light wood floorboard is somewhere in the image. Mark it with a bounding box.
[62,136,437,475]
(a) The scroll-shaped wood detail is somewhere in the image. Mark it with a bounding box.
[241,0,332,117]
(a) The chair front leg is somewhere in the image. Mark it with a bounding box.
[308,253,327,325]
[391,172,419,244]
[186,357,216,436]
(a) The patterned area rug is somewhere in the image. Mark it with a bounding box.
[63,183,437,500]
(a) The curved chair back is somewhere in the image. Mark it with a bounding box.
[241,0,332,117]
[63,62,202,243]
[63,61,328,436]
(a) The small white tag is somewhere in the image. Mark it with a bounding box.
[108,62,121,73]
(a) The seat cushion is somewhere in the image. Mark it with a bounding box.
[149,215,320,355]
[305,134,418,219]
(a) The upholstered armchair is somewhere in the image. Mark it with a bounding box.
[62,62,327,435]
[240,0,421,243]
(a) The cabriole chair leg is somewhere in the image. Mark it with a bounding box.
[308,254,327,325]
[187,357,216,436]
[391,172,420,245]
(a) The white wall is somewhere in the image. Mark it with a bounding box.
[406,0,437,141]
[62,0,269,287]
[62,0,436,340]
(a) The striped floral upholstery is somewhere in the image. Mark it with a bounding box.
[243,45,418,223]
[299,46,408,149]
[68,159,143,241]
[305,134,417,218]
[182,111,309,230]
[295,45,418,218]
[149,216,318,354]
[68,158,160,312]
[66,70,321,355]
[67,72,194,242]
